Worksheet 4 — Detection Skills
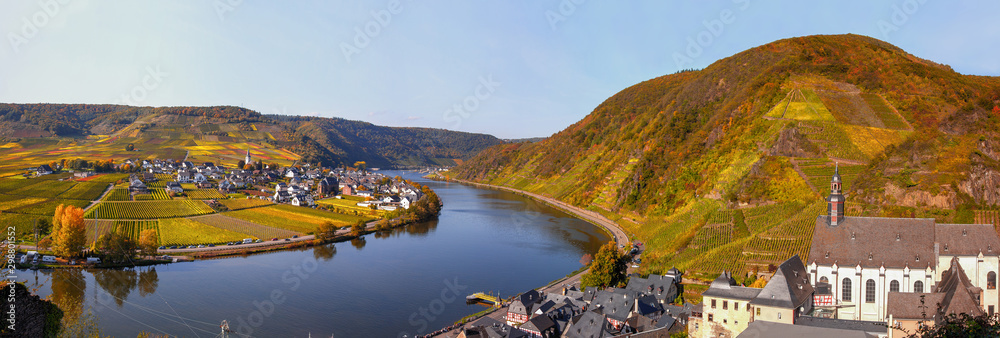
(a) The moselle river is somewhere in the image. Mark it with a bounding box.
[15,171,610,337]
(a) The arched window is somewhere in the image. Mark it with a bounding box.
[989,272,997,290]
[820,276,829,283]
[890,280,899,293]
[914,280,924,293]
[842,278,852,302]
[865,279,876,303]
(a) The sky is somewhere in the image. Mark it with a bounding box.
[1,1,998,139]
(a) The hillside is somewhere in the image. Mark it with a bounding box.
[0,104,502,170]
[449,34,1000,280]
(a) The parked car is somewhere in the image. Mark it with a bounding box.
[197,245,206,248]
[242,238,253,244]
[271,238,278,241]
[292,235,299,239]
[169,246,177,249]
[158,246,166,250]
[41,255,56,263]
[86,257,101,264]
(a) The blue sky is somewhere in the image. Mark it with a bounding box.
[1,1,997,138]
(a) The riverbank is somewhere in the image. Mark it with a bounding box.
[425,174,633,337]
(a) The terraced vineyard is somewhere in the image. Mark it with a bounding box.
[737,201,823,273]
[860,93,909,130]
[799,163,865,193]
[85,200,214,219]
[189,214,300,239]
[976,210,1000,231]
[219,198,273,211]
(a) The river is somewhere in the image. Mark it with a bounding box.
[16,171,611,337]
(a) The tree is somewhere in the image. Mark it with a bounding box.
[580,241,627,289]
[376,218,390,231]
[94,232,137,264]
[125,143,134,152]
[243,164,254,170]
[237,160,246,170]
[52,204,65,237]
[315,221,338,242]
[907,313,1000,337]
[53,205,86,258]
[351,220,366,237]
[49,161,58,171]
[353,161,367,172]
[138,229,158,256]
[268,162,280,171]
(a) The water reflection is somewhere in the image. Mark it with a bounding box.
[50,269,86,323]
[349,237,367,250]
[91,267,159,308]
[313,244,336,261]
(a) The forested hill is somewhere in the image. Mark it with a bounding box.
[0,103,501,168]
[448,34,1000,279]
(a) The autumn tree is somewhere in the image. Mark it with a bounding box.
[125,143,135,151]
[95,232,137,264]
[237,160,246,170]
[376,218,390,231]
[353,161,367,172]
[581,241,627,289]
[53,205,86,258]
[351,220,366,237]
[52,204,65,235]
[138,229,158,256]
[243,164,254,170]
[315,221,338,242]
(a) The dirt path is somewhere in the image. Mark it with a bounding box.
[84,183,114,211]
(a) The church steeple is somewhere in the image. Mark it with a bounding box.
[826,163,845,226]
[245,147,252,167]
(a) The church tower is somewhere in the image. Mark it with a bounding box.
[826,163,845,226]
[245,147,252,167]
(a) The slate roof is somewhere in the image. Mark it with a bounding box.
[936,223,1000,256]
[736,320,873,338]
[520,314,555,334]
[810,216,936,269]
[624,274,677,302]
[886,292,943,320]
[750,255,815,309]
[564,311,616,338]
[702,272,762,300]
[793,316,887,335]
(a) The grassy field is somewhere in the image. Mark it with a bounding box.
[159,217,247,246]
[189,214,301,239]
[85,200,214,219]
[11,198,89,216]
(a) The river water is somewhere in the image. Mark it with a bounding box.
[16,171,610,337]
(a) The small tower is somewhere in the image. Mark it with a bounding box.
[826,163,845,226]
[244,147,252,167]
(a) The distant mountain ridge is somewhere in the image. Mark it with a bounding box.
[0,103,502,168]
[449,34,1000,278]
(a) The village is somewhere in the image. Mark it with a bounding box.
[441,170,1000,338]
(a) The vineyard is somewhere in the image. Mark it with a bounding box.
[976,210,1000,231]
[189,214,300,240]
[133,189,170,201]
[85,200,214,219]
[158,218,247,246]
[736,201,823,274]
[798,162,865,194]
[218,198,273,211]
[114,220,159,243]
[860,93,910,130]
[104,189,132,201]
[7,179,76,198]
[799,121,869,162]
[85,219,115,244]
[224,204,363,234]
[186,189,226,200]
[57,182,109,200]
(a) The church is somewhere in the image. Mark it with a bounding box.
[807,166,1000,322]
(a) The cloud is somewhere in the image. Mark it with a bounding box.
[406,116,421,120]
